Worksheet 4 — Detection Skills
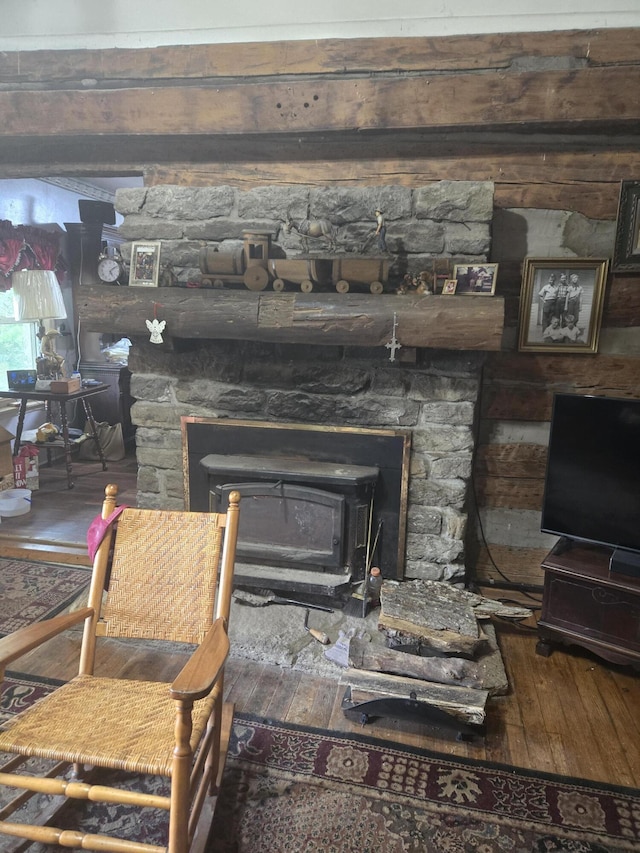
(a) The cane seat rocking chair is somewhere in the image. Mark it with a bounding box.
[0,483,241,853]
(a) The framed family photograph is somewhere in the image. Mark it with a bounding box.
[129,241,161,287]
[452,263,498,295]
[613,180,640,272]
[518,258,609,354]
[441,278,458,295]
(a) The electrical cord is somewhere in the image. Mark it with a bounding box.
[469,470,543,604]
[467,367,544,607]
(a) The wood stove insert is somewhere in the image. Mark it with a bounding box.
[204,454,378,594]
[183,418,411,596]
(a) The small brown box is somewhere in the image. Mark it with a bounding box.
[50,377,82,394]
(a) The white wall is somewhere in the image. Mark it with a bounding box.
[0,180,85,228]
[1,1,639,50]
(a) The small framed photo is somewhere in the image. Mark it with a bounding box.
[518,258,609,354]
[613,180,640,272]
[452,263,498,295]
[129,241,161,287]
[442,278,458,295]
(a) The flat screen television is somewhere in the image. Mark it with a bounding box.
[541,393,640,558]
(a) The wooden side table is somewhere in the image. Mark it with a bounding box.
[0,384,110,489]
[537,540,640,669]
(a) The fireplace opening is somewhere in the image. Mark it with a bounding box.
[183,418,411,596]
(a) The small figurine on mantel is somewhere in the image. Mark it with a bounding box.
[374,209,388,252]
[159,261,178,288]
[396,271,433,296]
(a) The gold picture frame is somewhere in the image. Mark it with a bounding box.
[129,241,161,287]
[452,263,498,295]
[517,258,609,354]
[441,278,458,295]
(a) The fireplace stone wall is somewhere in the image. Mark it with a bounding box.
[129,339,484,583]
[116,180,492,584]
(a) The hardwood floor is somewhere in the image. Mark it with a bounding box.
[2,453,639,790]
[0,449,138,565]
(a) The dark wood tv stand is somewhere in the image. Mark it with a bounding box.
[537,540,640,669]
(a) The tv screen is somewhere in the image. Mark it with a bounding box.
[541,394,640,553]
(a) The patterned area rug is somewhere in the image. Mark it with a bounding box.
[0,559,90,636]
[2,678,639,852]
[210,715,640,853]
[0,671,64,726]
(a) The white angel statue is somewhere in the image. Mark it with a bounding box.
[145,318,166,344]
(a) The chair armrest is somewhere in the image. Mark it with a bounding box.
[0,607,93,670]
[170,617,229,703]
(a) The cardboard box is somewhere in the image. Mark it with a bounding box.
[50,377,82,394]
[13,444,39,491]
[0,472,15,493]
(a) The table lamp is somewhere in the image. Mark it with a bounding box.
[11,269,68,380]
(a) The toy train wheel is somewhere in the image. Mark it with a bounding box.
[272,278,285,291]
[243,266,269,291]
[336,279,350,293]
[370,281,384,294]
[300,279,313,292]
[213,279,225,289]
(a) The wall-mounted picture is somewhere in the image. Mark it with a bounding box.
[518,258,609,354]
[613,180,640,272]
[452,263,498,295]
[129,241,161,287]
[442,278,458,295]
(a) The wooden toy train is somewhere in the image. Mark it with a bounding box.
[199,230,391,293]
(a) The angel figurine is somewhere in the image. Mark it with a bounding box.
[145,318,166,344]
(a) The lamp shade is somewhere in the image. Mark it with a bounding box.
[12,270,67,323]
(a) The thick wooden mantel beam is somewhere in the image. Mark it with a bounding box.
[76,286,504,351]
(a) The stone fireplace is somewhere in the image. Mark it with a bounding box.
[129,338,484,585]
[75,180,499,587]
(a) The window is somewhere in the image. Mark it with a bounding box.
[0,289,39,391]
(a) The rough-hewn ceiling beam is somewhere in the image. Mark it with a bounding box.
[1,67,639,139]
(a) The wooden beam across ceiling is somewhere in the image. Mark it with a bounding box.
[1,28,639,203]
[1,28,638,82]
[1,67,639,139]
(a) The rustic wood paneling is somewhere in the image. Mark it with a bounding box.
[2,68,640,139]
[473,544,548,585]
[2,132,640,214]
[475,444,548,479]
[604,276,640,326]
[1,29,638,84]
[483,352,640,392]
[474,476,545,511]
[481,388,555,422]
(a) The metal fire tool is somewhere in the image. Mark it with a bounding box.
[233,588,333,612]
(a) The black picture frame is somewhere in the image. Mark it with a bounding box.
[613,181,640,273]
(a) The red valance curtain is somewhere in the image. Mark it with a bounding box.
[0,220,25,285]
[21,226,61,272]
[0,221,64,292]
